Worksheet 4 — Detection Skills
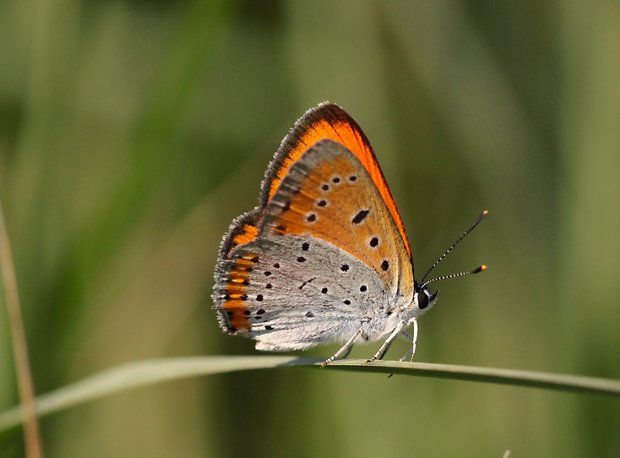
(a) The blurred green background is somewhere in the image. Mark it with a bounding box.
[1,0,619,456]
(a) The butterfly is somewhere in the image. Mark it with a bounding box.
[212,102,486,364]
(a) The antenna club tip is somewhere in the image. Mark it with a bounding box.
[481,209,489,217]
[475,265,488,273]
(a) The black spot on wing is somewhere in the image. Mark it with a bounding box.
[352,209,369,224]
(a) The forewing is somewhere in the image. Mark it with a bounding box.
[263,102,412,259]
[261,139,414,297]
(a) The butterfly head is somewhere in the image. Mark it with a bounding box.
[414,282,438,315]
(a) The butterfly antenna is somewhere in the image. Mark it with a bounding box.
[420,210,489,285]
[421,264,487,288]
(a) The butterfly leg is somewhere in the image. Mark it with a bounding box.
[398,318,419,362]
[367,320,408,363]
[321,326,364,367]
[398,330,413,341]
[397,330,413,360]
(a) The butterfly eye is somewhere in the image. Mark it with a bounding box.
[416,285,437,310]
[417,292,429,310]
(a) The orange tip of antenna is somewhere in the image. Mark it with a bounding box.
[481,210,489,217]
[474,265,488,273]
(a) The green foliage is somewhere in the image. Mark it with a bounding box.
[1,1,619,456]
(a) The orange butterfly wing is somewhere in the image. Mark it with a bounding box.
[262,102,411,258]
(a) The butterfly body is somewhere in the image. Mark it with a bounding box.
[213,103,438,361]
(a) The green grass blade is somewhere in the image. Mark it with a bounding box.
[1,356,619,432]
[325,359,620,396]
